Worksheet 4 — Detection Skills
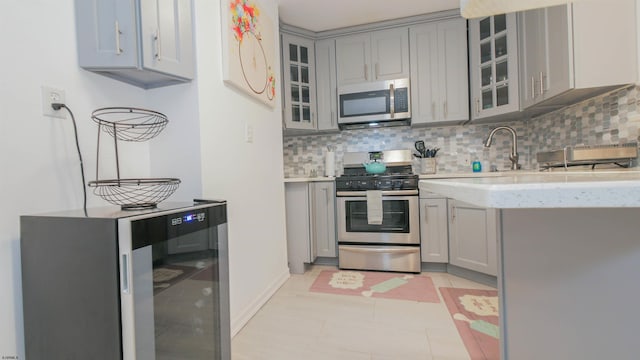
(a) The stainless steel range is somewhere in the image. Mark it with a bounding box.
[335,149,420,273]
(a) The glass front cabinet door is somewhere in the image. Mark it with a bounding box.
[469,14,520,121]
[282,33,316,131]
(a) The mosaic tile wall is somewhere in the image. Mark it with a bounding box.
[283,85,640,177]
[528,85,640,168]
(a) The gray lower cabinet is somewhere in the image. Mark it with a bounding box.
[312,181,337,257]
[419,196,449,263]
[74,0,194,89]
[448,199,498,276]
[285,181,336,274]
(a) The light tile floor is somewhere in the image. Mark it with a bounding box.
[232,265,497,360]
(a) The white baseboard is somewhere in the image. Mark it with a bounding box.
[230,269,290,337]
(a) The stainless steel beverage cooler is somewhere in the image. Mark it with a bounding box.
[20,200,230,360]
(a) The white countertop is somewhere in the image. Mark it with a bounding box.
[284,176,336,183]
[419,170,640,208]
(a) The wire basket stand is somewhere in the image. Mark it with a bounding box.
[87,107,180,210]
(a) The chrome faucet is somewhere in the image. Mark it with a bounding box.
[483,126,521,170]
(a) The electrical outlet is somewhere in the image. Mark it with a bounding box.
[42,86,66,118]
[464,153,472,166]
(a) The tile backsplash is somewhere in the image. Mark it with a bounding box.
[283,85,640,177]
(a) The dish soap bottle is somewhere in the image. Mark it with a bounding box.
[472,159,482,172]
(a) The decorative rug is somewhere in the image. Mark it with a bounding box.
[440,287,500,360]
[309,270,440,303]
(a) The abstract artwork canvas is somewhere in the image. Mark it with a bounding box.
[221,0,277,107]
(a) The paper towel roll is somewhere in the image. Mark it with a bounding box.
[325,151,335,177]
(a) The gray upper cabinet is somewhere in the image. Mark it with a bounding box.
[335,28,410,87]
[518,0,638,110]
[74,0,194,89]
[281,33,317,132]
[314,39,339,132]
[469,14,520,121]
[410,18,469,126]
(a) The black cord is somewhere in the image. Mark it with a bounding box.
[52,103,87,215]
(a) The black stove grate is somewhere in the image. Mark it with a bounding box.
[341,164,414,177]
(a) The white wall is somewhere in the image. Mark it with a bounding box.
[0,0,288,357]
[0,1,153,357]
[190,0,290,335]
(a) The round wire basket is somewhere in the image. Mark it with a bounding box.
[88,178,181,210]
[91,107,168,142]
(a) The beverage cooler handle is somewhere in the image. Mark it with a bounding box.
[121,253,131,294]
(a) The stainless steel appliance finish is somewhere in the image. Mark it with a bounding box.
[537,142,638,169]
[338,78,411,129]
[337,192,419,244]
[336,150,420,273]
[20,200,230,360]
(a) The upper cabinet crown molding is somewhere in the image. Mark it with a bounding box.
[74,0,194,89]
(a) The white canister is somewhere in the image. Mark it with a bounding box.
[420,158,437,174]
[325,151,335,177]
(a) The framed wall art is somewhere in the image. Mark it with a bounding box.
[221,0,277,108]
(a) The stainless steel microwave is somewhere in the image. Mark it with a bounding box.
[338,78,411,129]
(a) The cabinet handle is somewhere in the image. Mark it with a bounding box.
[423,204,428,223]
[451,205,456,223]
[432,101,436,119]
[115,21,123,55]
[154,29,162,60]
[121,253,130,294]
[475,98,480,115]
[375,63,379,79]
[531,76,535,99]
[389,83,395,118]
[539,71,545,96]
[364,64,368,81]
[443,101,448,119]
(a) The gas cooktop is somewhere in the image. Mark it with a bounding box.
[336,149,418,191]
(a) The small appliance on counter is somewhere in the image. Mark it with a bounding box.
[536,142,638,169]
[20,199,230,360]
[335,149,420,273]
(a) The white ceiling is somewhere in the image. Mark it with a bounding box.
[277,0,461,32]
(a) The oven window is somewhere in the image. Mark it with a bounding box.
[345,199,410,233]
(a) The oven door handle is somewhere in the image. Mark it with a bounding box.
[336,190,418,197]
[340,245,419,254]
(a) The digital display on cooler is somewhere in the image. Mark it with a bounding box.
[171,212,206,226]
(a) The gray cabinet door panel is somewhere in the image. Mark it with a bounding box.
[140,0,194,79]
[75,0,138,68]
